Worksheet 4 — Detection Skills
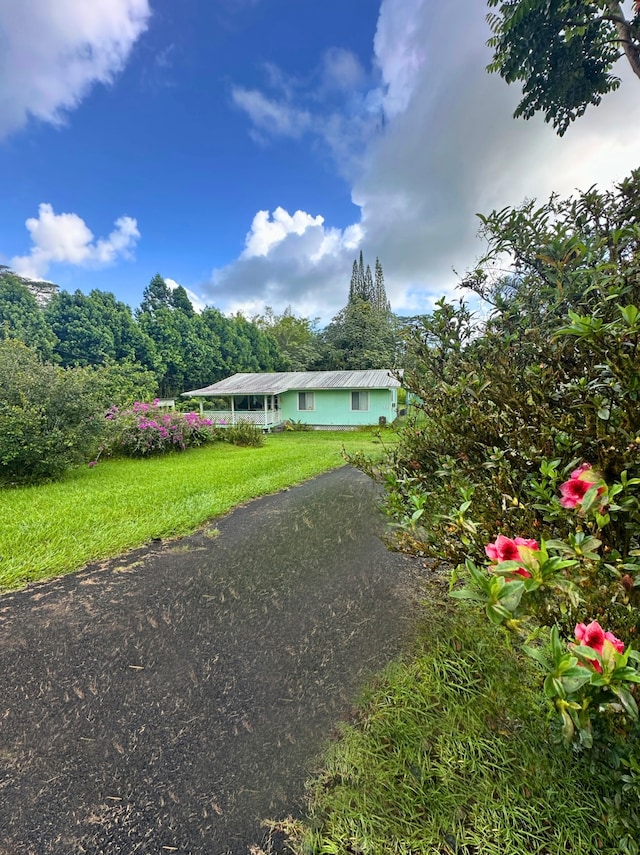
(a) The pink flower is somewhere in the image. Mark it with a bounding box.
[485,535,539,562]
[559,464,605,509]
[88,460,97,468]
[485,535,539,578]
[574,620,624,672]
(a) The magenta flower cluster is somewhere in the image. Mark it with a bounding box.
[107,401,218,457]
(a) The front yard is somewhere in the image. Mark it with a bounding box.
[0,430,391,591]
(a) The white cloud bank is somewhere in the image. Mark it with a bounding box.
[206,0,640,323]
[0,0,150,140]
[11,203,140,280]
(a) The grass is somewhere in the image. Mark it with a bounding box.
[0,430,390,591]
[283,599,633,855]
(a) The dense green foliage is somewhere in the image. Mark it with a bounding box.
[253,306,322,370]
[0,271,57,360]
[0,340,107,483]
[0,270,286,397]
[487,0,640,135]
[341,172,640,849]
[366,171,640,576]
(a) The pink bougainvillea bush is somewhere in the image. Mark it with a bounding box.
[103,402,221,457]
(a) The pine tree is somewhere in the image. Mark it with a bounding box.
[374,257,390,312]
[363,264,374,303]
[349,260,360,303]
[138,274,172,315]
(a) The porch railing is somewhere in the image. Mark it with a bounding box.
[203,409,281,427]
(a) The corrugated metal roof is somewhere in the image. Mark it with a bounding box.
[184,369,401,397]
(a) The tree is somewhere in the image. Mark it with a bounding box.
[374,257,390,312]
[322,300,398,369]
[486,0,640,135]
[253,306,321,370]
[0,271,57,361]
[138,273,172,316]
[322,253,397,369]
[0,265,58,306]
[45,290,115,367]
[170,285,195,316]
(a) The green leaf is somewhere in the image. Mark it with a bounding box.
[611,685,639,719]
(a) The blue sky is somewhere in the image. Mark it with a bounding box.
[2,1,640,323]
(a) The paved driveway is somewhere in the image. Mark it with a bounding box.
[0,467,423,854]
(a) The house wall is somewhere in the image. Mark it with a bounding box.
[280,388,396,426]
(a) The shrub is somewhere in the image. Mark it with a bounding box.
[358,172,640,575]
[284,419,312,431]
[0,340,107,484]
[105,401,221,457]
[350,173,640,802]
[223,421,265,447]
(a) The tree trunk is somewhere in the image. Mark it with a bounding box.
[607,0,640,80]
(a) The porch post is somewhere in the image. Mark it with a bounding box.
[199,399,203,416]
[231,396,235,426]
[264,394,268,427]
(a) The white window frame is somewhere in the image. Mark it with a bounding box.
[351,390,369,411]
[298,391,315,411]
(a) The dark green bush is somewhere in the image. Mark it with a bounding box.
[223,421,265,447]
[0,341,107,484]
[351,173,640,634]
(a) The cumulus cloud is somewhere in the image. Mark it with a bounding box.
[11,203,140,279]
[211,0,640,322]
[0,0,150,140]
[206,207,363,321]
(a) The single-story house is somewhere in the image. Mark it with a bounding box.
[183,369,402,430]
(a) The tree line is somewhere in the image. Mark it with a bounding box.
[0,256,401,398]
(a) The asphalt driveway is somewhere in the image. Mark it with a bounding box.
[0,467,423,854]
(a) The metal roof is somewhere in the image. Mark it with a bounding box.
[183,370,401,397]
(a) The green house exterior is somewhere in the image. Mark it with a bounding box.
[183,370,401,430]
[279,386,396,427]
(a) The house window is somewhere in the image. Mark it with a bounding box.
[298,392,315,411]
[351,391,369,411]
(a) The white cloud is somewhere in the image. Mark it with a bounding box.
[211,0,640,323]
[11,203,140,279]
[242,208,326,257]
[321,48,366,92]
[205,208,364,322]
[231,88,312,139]
[0,0,150,140]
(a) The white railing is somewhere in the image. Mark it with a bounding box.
[203,410,280,426]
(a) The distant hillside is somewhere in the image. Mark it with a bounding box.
[0,267,59,306]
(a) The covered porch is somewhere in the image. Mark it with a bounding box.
[196,393,283,430]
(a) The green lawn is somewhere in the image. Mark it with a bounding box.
[0,430,389,591]
[286,602,635,855]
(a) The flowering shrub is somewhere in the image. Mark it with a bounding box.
[104,402,221,457]
[451,465,640,758]
[347,173,640,850]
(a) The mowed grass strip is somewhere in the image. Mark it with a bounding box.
[290,604,629,855]
[0,430,387,591]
